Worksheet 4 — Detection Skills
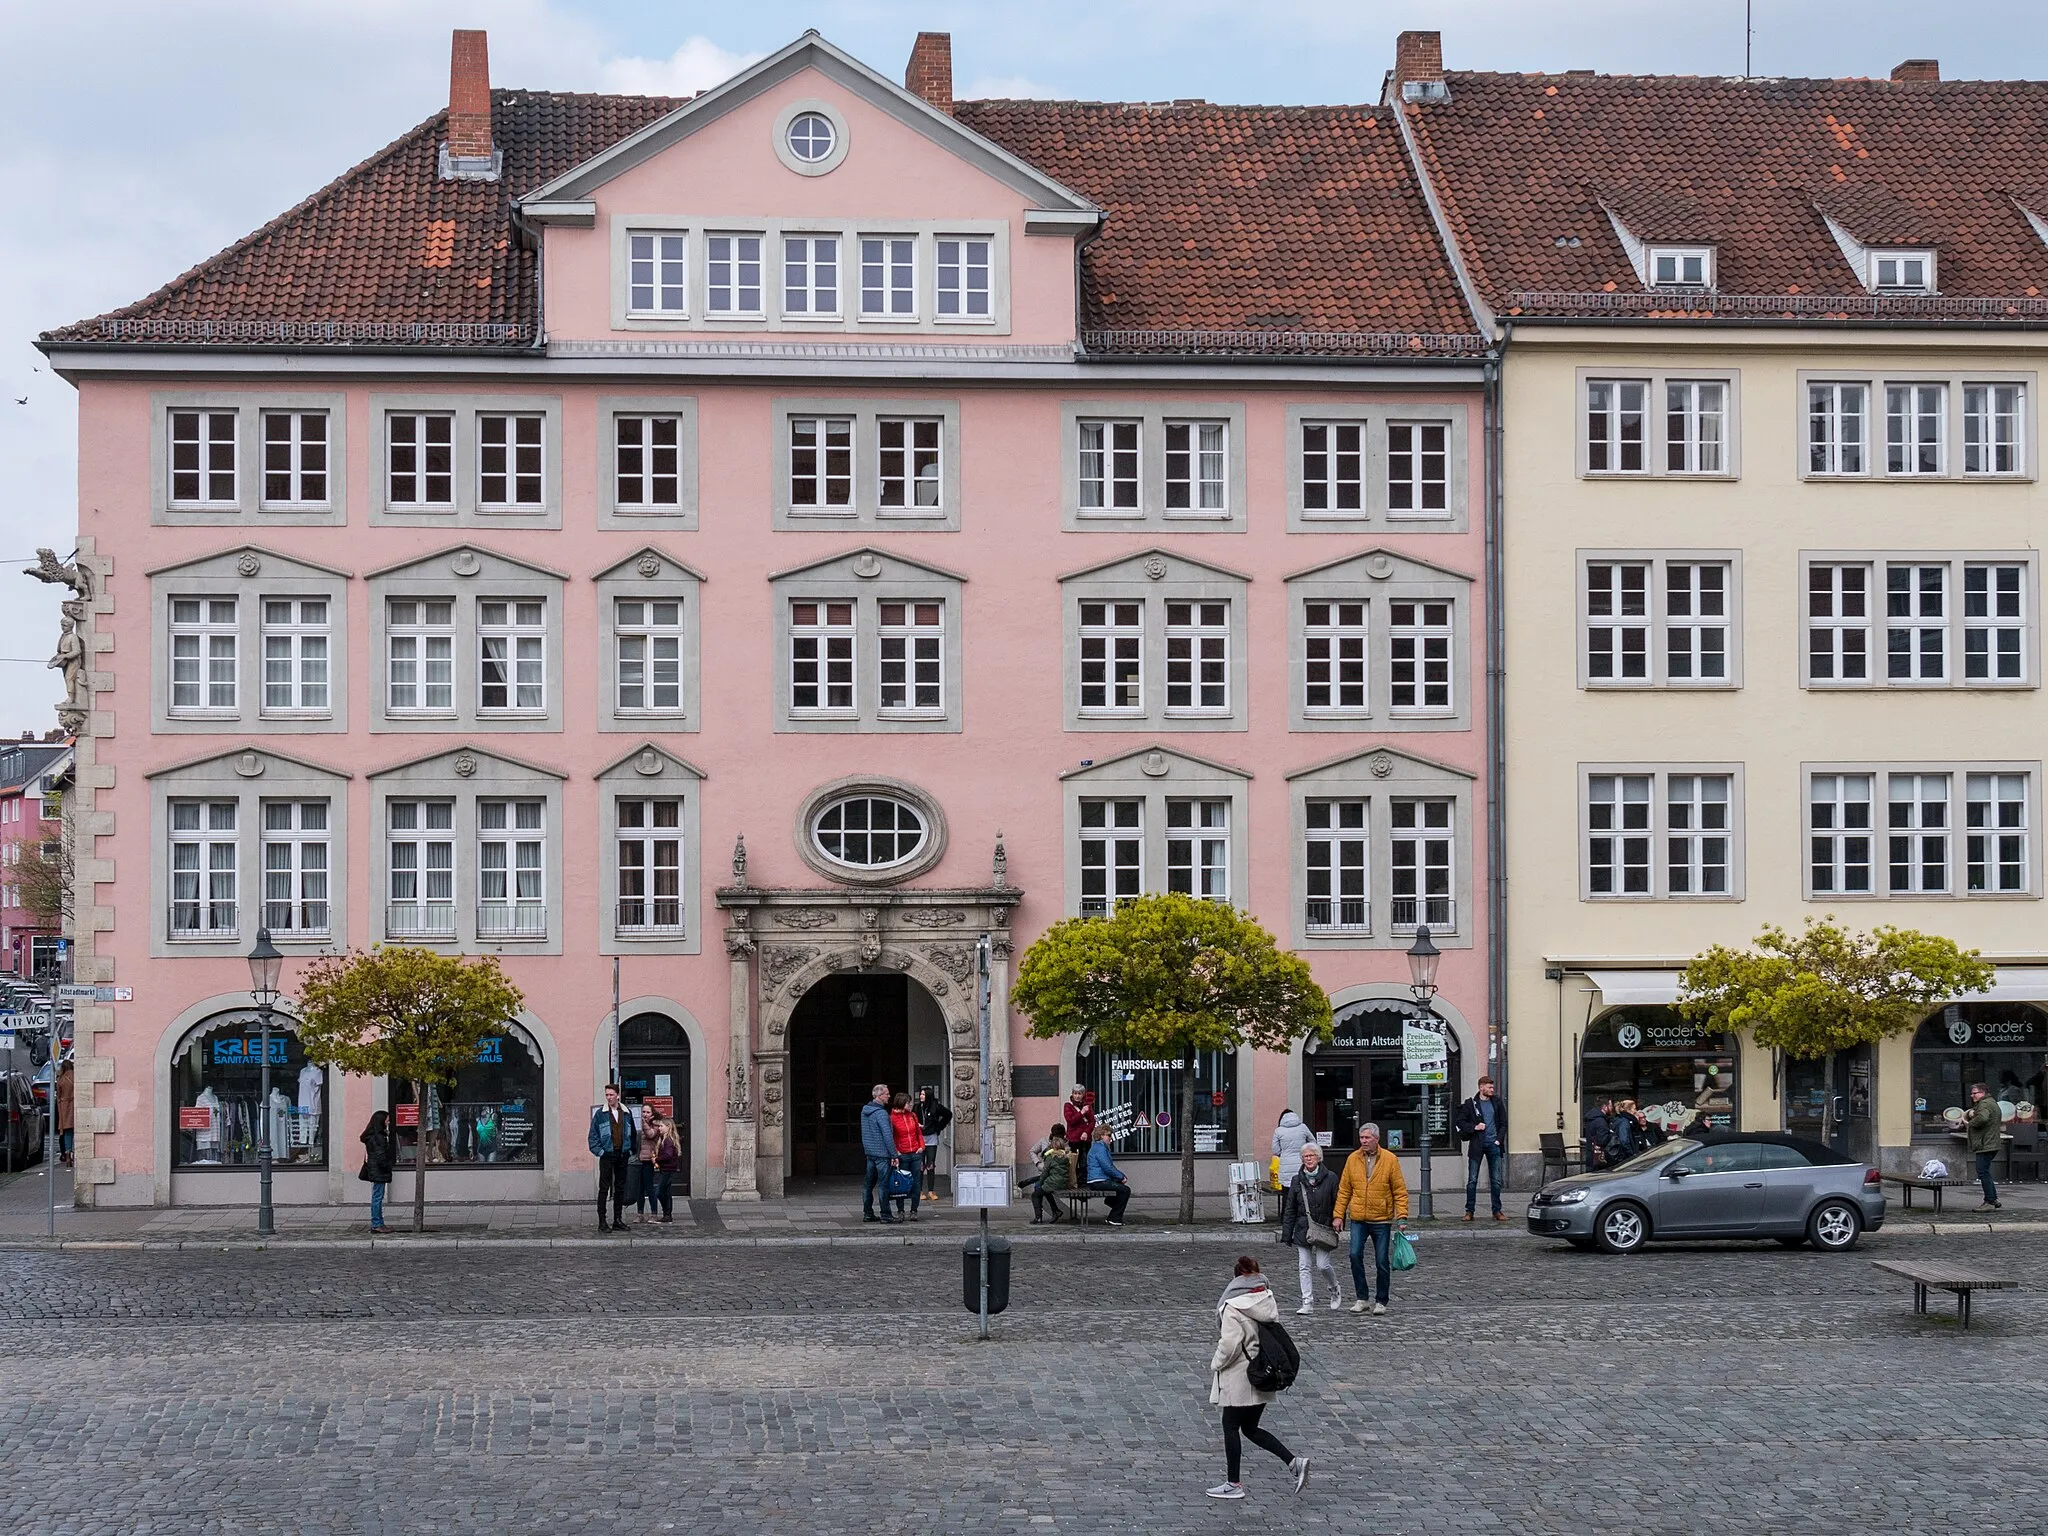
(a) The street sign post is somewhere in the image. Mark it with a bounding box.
[956,1168,1010,1339]
[1402,1020,1448,1217]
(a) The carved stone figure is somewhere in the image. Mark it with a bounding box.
[772,907,833,930]
[50,601,87,709]
[929,945,976,985]
[760,946,817,990]
[24,548,93,602]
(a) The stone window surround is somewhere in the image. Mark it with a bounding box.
[1286,549,1476,732]
[367,393,564,527]
[1574,548,1746,691]
[1286,746,1477,950]
[148,547,352,735]
[1284,401,1472,531]
[1060,549,1250,733]
[1576,761,1748,903]
[596,396,701,530]
[596,744,706,955]
[607,216,1012,334]
[367,747,567,956]
[149,390,349,526]
[768,397,963,530]
[1059,400,1251,532]
[1572,369,1743,482]
[1799,758,2043,902]
[146,747,352,959]
[595,548,705,733]
[793,774,950,887]
[769,548,965,735]
[773,98,851,177]
[367,546,567,734]
[1059,746,1251,916]
[1793,369,2037,483]
[1797,548,2040,692]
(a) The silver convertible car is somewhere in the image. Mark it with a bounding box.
[1525,1132,1887,1253]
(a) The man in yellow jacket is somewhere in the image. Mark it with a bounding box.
[1334,1122,1410,1316]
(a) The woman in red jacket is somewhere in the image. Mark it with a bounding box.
[1063,1085,1096,1164]
[889,1092,925,1223]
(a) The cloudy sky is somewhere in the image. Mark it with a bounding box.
[2,0,2040,726]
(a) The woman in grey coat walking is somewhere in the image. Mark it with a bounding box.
[1207,1256,1310,1500]
[1277,1142,1344,1314]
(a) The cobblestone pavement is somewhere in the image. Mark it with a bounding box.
[1,1229,2044,1535]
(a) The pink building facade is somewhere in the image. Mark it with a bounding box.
[43,32,1495,1207]
[0,739,70,979]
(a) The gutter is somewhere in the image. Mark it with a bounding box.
[1485,325,1509,1131]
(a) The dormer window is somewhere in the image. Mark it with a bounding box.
[1648,246,1713,289]
[1871,250,1934,293]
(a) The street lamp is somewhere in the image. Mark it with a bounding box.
[1406,926,1442,1220]
[246,928,283,1237]
[846,989,869,1021]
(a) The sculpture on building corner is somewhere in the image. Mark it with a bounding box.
[732,833,748,886]
[27,550,94,736]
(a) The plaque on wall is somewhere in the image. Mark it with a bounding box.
[1011,1065,1061,1099]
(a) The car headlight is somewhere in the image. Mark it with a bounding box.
[1546,1188,1589,1206]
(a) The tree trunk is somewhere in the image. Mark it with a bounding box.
[411,1078,428,1234]
[1179,1044,1198,1225]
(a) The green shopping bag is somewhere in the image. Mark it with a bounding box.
[1389,1229,1418,1271]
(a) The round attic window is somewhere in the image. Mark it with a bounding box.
[773,101,849,177]
[786,112,836,163]
[793,776,947,886]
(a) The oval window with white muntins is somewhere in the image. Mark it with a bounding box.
[813,794,925,870]
[786,112,837,164]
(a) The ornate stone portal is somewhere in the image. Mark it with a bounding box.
[716,873,1020,1201]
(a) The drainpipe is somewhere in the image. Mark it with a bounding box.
[1485,327,1511,1155]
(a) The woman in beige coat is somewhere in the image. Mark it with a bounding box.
[1206,1256,1310,1500]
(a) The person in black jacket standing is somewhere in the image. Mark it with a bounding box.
[359,1110,396,1234]
[1453,1075,1507,1222]
[915,1086,953,1204]
[1277,1141,1343,1314]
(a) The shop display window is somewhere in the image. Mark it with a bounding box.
[392,1026,544,1166]
[1910,1003,2045,1139]
[1305,1003,1458,1153]
[1580,1007,1737,1134]
[1079,1038,1236,1156]
[171,1013,328,1169]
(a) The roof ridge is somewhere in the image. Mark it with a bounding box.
[957,98,1383,113]
[1442,67,2048,87]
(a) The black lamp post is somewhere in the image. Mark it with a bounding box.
[246,928,283,1237]
[1406,926,1442,1220]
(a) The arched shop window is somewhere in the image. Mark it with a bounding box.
[1078,1034,1237,1156]
[1580,1007,1737,1134]
[170,1013,329,1169]
[392,1022,544,1167]
[1911,1003,2045,1139]
[1305,1002,1459,1155]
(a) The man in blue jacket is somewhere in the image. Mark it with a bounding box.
[860,1082,901,1224]
[587,1083,633,1233]
[1086,1134,1132,1226]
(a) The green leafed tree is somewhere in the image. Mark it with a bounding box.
[1011,892,1331,1225]
[1678,917,1992,1060]
[293,947,526,1233]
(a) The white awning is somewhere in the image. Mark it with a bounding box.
[1984,967,2048,1002]
[1589,970,1683,1007]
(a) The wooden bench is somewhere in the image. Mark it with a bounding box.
[1870,1259,2016,1329]
[1881,1173,1968,1213]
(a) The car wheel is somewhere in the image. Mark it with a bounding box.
[1595,1202,1649,1254]
[1808,1200,1862,1251]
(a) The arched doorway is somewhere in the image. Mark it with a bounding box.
[787,972,950,1179]
[619,1012,691,1195]
[1304,1001,1460,1157]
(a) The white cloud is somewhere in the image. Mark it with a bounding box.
[600,36,765,98]
[962,74,1064,100]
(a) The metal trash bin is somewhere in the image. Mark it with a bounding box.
[962,1234,1012,1315]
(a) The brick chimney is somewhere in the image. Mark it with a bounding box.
[1891,58,1939,82]
[441,30,500,179]
[905,31,953,115]
[1392,29,1448,103]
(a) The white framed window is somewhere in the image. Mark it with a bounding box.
[1387,422,1449,514]
[1887,772,1951,894]
[1809,773,1875,895]
[859,236,917,317]
[1665,774,1733,896]
[1303,599,1369,714]
[260,598,330,714]
[170,597,240,714]
[785,112,836,164]
[1964,563,2027,683]
[1870,250,1933,292]
[783,235,840,317]
[877,417,942,512]
[1587,773,1653,896]
[477,413,543,508]
[169,799,239,938]
[936,236,992,320]
[169,409,238,506]
[706,233,764,316]
[614,598,683,714]
[1301,422,1363,512]
[1807,383,1868,476]
[1078,419,1142,513]
[1586,380,1647,473]
[1304,798,1369,933]
[260,411,329,507]
[1664,562,1731,683]
[1078,798,1143,916]
[1806,564,1871,683]
[1079,600,1144,714]
[789,600,855,714]
[1964,384,2024,476]
[1165,600,1229,715]
[477,798,546,938]
[1649,246,1712,287]
[616,797,684,934]
[1664,382,1726,474]
[1163,421,1228,516]
[477,599,546,713]
[1807,555,2034,689]
[878,600,944,718]
[1967,773,2029,894]
[1585,562,1649,682]
[261,799,330,937]
[628,231,688,316]
[790,416,854,510]
[386,412,455,508]
[1166,799,1229,900]
[614,415,683,508]
[1885,563,1948,681]
[1388,599,1453,715]
[387,598,454,714]
[386,799,455,939]
[1585,767,1740,901]
[1389,799,1454,931]
[1885,383,1946,476]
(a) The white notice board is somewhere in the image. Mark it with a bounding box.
[954,1167,1012,1208]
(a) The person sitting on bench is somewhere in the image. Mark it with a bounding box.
[1087,1134,1132,1227]
[1026,1125,1075,1223]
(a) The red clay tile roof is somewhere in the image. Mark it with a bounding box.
[1404,72,2048,321]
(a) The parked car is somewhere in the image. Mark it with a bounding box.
[0,1071,44,1170]
[1525,1131,1885,1253]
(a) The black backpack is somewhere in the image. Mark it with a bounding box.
[1245,1317,1300,1393]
